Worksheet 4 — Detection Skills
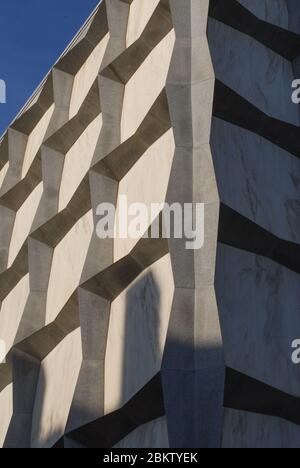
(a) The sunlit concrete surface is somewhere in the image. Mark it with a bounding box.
[0,0,299,449]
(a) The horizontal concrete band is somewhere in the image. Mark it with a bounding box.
[213,80,300,160]
[224,367,300,426]
[54,373,165,448]
[209,0,300,61]
[219,203,300,275]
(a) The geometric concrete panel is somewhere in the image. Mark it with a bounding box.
[208,17,299,125]
[30,329,82,448]
[105,253,174,414]
[114,417,169,449]
[0,384,13,447]
[211,119,300,243]
[216,244,300,396]
[1,0,300,449]
[222,409,300,449]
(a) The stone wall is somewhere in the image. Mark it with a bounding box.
[0,0,299,448]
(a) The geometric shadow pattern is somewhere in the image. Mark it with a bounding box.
[0,0,300,448]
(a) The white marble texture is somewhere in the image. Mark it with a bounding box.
[8,182,43,267]
[46,210,94,324]
[58,115,102,211]
[31,328,82,448]
[69,35,109,119]
[126,0,161,47]
[209,0,300,448]
[216,244,300,397]
[114,129,175,261]
[105,254,174,414]
[114,417,169,449]
[237,0,289,29]
[0,274,30,354]
[0,384,13,447]
[121,30,175,142]
[222,408,300,448]
[1,106,54,197]
[0,163,9,190]
[208,19,299,125]
[211,118,300,244]
[21,106,55,178]
[287,0,300,33]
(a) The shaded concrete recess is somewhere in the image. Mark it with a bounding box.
[0,0,299,448]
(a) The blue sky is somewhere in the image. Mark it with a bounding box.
[0,0,100,134]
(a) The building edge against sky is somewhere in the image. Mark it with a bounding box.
[0,0,300,448]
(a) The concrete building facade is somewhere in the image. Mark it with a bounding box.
[0,0,299,448]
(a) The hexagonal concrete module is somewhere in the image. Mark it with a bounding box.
[0,0,298,449]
